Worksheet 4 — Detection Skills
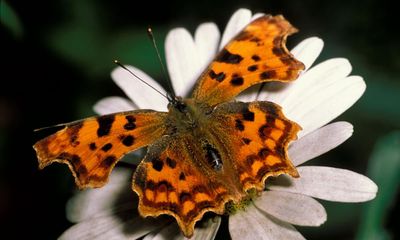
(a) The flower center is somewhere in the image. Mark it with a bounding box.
[225,188,260,215]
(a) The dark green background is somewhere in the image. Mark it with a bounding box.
[1,0,398,239]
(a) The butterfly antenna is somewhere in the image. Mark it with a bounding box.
[256,83,266,100]
[147,27,176,101]
[34,123,67,132]
[114,60,169,100]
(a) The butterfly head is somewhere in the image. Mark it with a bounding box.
[168,94,188,113]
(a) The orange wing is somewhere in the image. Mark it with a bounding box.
[33,110,167,188]
[133,134,244,238]
[211,101,301,191]
[192,15,304,106]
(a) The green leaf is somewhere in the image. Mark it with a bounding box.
[356,131,400,240]
[46,0,167,79]
[109,29,167,78]
[0,0,23,37]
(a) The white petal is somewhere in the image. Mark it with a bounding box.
[235,85,260,102]
[251,13,265,21]
[254,191,326,226]
[165,28,201,97]
[93,96,137,115]
[290,75,365,137]
[195,23,220,75]
[291,37,324,70]
[145,217,221,240]
[229,204,305,240]
[60,212,166,240]
[112,65,168,111]
[191,217,221,240]
[281,57,352,110]
[289,121,354,166]
[66,168,133,222]
[219,9,252,49]
[267,166,378,202]
[143,223,180,240]
[268,58,352,108]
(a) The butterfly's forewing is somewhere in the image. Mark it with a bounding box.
[34,110,167,188]
[211,101,301,190]
[192,15,304,106]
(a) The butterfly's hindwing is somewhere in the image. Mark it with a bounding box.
[211,101,301,191]
[133,134,240,238]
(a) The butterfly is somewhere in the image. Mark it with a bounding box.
[33,15,304,238]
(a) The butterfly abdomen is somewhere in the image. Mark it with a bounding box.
[203,143,223,171]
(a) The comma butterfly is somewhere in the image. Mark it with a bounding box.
[33,15,305,237]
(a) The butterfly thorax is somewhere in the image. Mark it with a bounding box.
[166,97,213,136]
[166,97,229,174]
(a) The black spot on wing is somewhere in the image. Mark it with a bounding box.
[252,55,261,62]
[247,65,258,72]
[260,70,277,80]
[230,74,244,86]
[258,148,271,158]
[235,119,245,131]
[97,115,115,137]
[242,138,252,145]
[179,172,186,180]
[166,157,177,169]
[242,109,255,121]
[216,49,243,64]
[121,135,135,146]
[179,192,192,203]
[151,157,164,172]
[89,142,97,150]
[124,115,136,130]
[101,143,113,152]
[208,70,226,82]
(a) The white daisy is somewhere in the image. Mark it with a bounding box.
[60,8,378,240]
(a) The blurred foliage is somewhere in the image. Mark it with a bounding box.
[356,132,400,240]
[47,0,168,78]
[0,0,23,37]
[1,0,398,239]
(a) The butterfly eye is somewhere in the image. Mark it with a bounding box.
[175,101,187,113]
